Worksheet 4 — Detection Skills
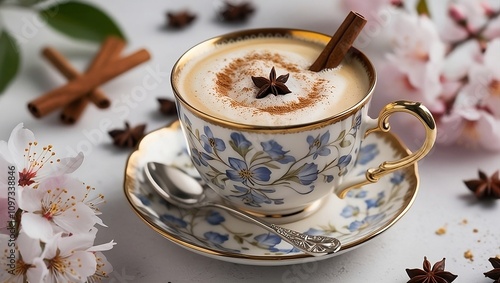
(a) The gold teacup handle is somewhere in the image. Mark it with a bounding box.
[337,100,437,199]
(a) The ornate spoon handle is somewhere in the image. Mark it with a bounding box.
[206,202,341,256]
[270,224,342,255]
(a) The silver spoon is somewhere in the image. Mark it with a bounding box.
[144,161,341,256]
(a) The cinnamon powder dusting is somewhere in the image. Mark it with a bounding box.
[215,51,326,116]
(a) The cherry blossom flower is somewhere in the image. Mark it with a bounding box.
[0,123,115,281]
[42,230,115,283]
[0,123,83,190]
[0,232,47,283]
[439,0,491,43]
[87,252,113,283]
[389,13,446,95]
[439,39,500,150]
[18,175,105,242]
[342,0,500,151]
[377,11,448,120]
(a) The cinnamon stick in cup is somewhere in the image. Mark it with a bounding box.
[29,48,150,118]
[309,11,366,72]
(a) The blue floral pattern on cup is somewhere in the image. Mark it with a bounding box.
[179,111,364,210]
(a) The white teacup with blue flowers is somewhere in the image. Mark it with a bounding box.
[171,28,436,220]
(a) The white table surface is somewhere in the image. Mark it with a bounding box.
[1,0,499,282]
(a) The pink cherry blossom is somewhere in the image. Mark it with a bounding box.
[379,12,446,115]
[484,15,500,39]
[18,175,105,242]
[439,106,500,150]
[439,0,491,43]
[438,39,500,150]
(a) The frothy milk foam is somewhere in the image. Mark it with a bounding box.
[175,35,369,126]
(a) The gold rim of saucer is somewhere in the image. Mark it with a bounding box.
[170,28,377,133]
[123,120,419,263]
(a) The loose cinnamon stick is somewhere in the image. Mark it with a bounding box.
[28,48,151,118]
[42,47,109,109]
[59,37,125,124]
[309,11,366,72]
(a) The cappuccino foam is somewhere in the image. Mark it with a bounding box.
[175,36,369,126]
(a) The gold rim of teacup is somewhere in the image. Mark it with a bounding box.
[171,28,377,133]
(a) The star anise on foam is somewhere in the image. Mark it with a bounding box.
[166,10,196,29]
[485,257,500,283]
[251,67,292,99]
[157,97,177,116]
[464,170,500,200]
[406,257,457,283]
[219,1,255,22]
[108,122,146,148]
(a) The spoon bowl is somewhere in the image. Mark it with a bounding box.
[144,161,342,256]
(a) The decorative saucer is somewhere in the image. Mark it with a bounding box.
[124,121,419,266]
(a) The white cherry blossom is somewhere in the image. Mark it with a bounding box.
[0,123,83,191]
[0,232,47,283]
[87,252,114,283]
[18,175,105,242]
[42,230,115,283]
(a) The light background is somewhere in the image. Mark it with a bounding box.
[0,0,498,282]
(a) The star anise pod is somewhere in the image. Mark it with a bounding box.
[166,10,196,29]
[406,257,457,283]
[485,257,500,283]
[157,97,177,116]
[464,170,500,199]
[108,122,146,148]
[219,1,255,22]
[251,67,292,99]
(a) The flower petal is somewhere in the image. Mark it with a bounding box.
[7,123,35,164]
[65,251,98,280]
[26,257,48,283]
[476,113,500,151]
[21,213,54,242]
[53,202,100,235]
[17,231,42,262]
[86,240,116,252]
[51,152,84,175]
[17,186,43,212]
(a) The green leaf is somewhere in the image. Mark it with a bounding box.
[340,139,351,148]
[0,31,21,94]
[416,0,430,17]
[265,163,280,169]
[39,1,126,43]
[334,130,346,142]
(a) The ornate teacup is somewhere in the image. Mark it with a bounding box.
[171,28,436,221]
